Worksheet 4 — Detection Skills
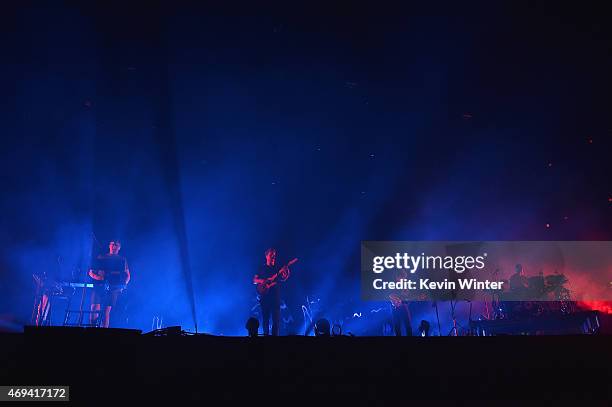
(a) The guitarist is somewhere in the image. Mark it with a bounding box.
[253,248,291,336]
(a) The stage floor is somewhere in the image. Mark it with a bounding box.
[1,327,610,403]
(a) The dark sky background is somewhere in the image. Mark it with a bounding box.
[0,2,610,334]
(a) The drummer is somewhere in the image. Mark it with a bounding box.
[509,264,529,299]
[509,264,528,290]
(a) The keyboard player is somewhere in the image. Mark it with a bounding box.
[88,240,130,327]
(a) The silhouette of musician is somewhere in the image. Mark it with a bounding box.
[88,240,130,327]
[253,248,291,336]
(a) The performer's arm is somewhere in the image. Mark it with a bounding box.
[88,269,104,281]
[253,274,266,285]
[124,261,131,285]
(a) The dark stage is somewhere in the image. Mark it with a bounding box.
[1,2,612,403]
[1,327,610,403]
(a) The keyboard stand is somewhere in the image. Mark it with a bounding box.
[63,284,100,327]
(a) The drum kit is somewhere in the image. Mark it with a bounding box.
[492,272,574,320]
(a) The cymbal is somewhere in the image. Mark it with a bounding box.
[545,274,568,286]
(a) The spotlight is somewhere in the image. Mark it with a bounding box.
[418,320,430,337]
[314,318,330,336]
[246,317,259,337]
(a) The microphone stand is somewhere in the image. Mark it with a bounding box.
[432,301,442,336]
[448,299,459,336]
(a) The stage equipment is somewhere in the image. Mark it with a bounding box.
[246,317,259,337]
[448,299,470,336]
[470,311,600,335]
[432,301,442,336]
[314,319,330,336]
[418,320,431,337]
[301,295,322,336]
[144,326,184,336]
[31,269,100,327]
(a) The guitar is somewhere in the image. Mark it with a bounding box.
[256,258,298,295]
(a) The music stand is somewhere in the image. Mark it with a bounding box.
[444,242,481,336]
[447,299,460,336]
